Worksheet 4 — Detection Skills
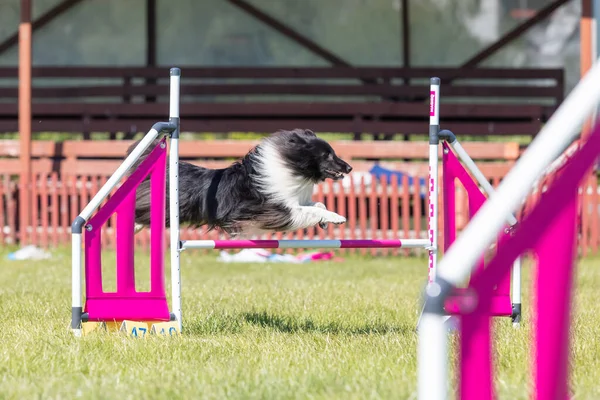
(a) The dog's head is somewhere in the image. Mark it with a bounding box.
[270,129,352,182]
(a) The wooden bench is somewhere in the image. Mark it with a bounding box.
[0,66,563,138]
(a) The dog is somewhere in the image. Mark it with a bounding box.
[129,129,352,237]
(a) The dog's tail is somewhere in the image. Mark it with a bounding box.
[125,138,164,175]
[124,138,166,228]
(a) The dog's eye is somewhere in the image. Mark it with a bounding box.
[327,153,334,160]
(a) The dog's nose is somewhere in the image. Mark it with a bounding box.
[345,164,353,173]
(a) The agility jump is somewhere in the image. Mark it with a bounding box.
[70,68,522,336]
[417,59,600,399]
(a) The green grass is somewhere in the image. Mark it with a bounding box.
[1,247,600,399]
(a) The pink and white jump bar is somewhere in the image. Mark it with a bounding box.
[181,238,431,250]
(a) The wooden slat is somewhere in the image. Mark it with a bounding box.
[390,174,399,257]
[380,175,389,256]
[348,175,357,255]
[50,173,59,247]
[0,66,564,80]
[60,173,69,243]
[40,172,49,248]
[0,159,513,179]
[402,175,411,257]
[413,174,422,247]
[337,181,346,254]
[369,176,377,256]
[63,102,545,119]
[0,83,563,99]
[0,140,57,157]
[69,175,77,240]
[359,176,367,256]
[7,177,16,244]
[0,139,519,161]
[31,173,38,245]
[0,118,542,137]
[0,101,546,118]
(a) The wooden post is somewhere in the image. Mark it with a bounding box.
[19,0,32,245]
[581,0,594,138]
[581,0,594,257]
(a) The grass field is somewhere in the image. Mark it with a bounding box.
[1,247,600,399]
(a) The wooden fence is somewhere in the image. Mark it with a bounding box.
[0,139,598,255]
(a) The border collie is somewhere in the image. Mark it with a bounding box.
[129,129,352,237]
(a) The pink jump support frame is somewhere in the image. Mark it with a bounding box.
[83,139,169,322]
[441,141,512,318]
[418,59,600,399]
[70,70,522,340]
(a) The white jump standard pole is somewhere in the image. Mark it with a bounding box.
[427,77,440,284]
[417,77,447,400]
[168,67,183,332]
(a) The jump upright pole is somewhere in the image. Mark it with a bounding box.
[168,68,183,332]
[428,78,440,284]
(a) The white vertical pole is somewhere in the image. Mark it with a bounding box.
[169,67,182,331]
[418,77,449,400]
[418,312,448,400]
[428,77,440,283]
[511,257,522,325]
[71,232,82,337]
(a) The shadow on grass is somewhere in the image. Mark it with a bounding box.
[183,310,414,336]
[242,310,413,335]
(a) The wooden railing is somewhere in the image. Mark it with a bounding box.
[0,66,563,138]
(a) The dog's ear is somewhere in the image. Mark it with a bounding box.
[303,129,316,137]
[286,129,312,144]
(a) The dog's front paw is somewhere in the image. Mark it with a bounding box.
[314,203,330,229]
[323,212,346,225]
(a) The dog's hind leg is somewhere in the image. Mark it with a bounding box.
[134,223,145,234]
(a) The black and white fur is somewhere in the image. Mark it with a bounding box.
[129,129,352,237]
